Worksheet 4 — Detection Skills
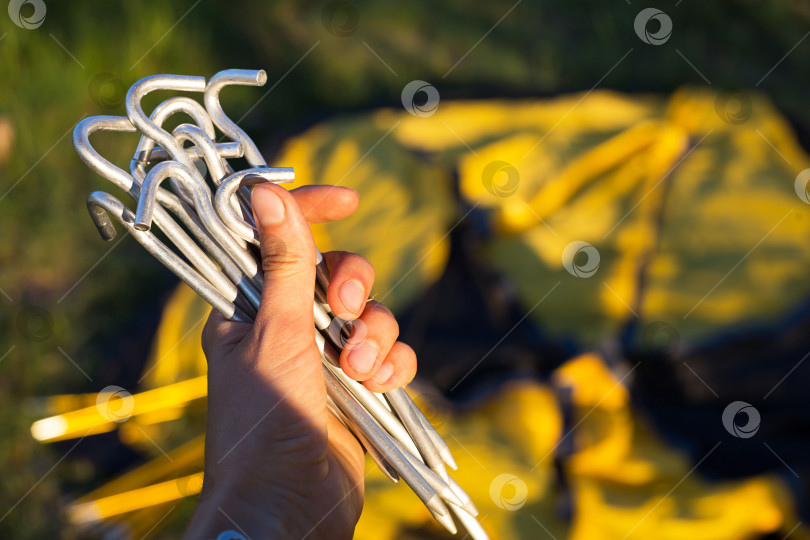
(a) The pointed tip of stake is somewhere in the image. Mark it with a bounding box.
[441,486,465,509]
[256,70,267,86]
[450,506,489,540]
[449,480,479,517]
[427,493,449,517]
[381,462,399,484]
[432,510,458,535]
[440,447,459,470]
[434,464,451,484]
[463,500,479,517]
[133,222,150,231]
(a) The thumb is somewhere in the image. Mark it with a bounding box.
[251,182,317,341]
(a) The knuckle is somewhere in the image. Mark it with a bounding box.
[202,315,229,355]
[202,312,249,359]
[325,250,350,272]
[394,367,416,387]
[259,234,289,272]
[366,301,399,336]
[329,251,375,281]
[366,300,392,317]
[396,344,417,385]
[399,369,416,387]
[404,361,417,384]
[201,317,215,354]
[352,255,375,283]
[347,252,373,273]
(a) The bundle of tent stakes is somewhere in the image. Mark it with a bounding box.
[72,69,486,538]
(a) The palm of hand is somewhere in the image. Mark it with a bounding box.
[184,184,416,539]
[201,318,365,539]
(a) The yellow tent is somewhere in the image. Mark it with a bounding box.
[37,88,810,539]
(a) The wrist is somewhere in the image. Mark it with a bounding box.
[184,480,303,539]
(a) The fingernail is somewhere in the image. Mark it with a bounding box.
[347,341,378,374]
[252,186,285,226]
[373,361,394,384]
[339,280,366,314]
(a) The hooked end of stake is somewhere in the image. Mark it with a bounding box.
[133,206,153,232]
[87,195,117,242]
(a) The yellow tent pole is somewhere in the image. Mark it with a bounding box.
[74,434,205,504]
[500,120,662,234]
[30,376,208,443]
[67,472,204,525]
[100,502,183,539]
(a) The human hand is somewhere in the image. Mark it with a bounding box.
[183,183,417,539]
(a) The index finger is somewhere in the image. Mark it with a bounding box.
[289,185,359,224]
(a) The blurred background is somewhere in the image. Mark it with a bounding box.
[2,0,810,538]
